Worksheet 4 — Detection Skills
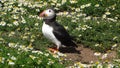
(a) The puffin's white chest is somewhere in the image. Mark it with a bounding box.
[42,22,61,46]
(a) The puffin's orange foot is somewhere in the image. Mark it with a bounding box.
[48,48,58,53]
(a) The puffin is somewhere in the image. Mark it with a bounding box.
[39,8,77,52]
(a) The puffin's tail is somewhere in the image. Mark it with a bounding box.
[69,41,78,48]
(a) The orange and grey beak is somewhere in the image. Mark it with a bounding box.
[39,11,47,17]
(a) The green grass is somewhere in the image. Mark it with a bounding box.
[0,45,65,68]
[0,0,120,67]
[75,20,120,52]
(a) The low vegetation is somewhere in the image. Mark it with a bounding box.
[0,0,120,67]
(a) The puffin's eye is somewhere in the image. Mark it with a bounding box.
[49,10,51,12]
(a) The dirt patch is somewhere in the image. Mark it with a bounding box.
[59,44,117,64]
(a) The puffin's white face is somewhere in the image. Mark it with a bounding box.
[39,9,55,19]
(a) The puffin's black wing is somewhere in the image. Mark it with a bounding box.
[52,22,77,47]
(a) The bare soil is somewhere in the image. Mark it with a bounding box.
[59,44,117,64]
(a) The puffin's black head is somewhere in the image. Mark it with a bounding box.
[39,9,56,20]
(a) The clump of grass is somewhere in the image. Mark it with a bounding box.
[0,44,65,67]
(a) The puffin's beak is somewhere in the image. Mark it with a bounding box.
[39,11,47,17]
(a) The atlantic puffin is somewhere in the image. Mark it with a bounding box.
[39,8,77,52]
